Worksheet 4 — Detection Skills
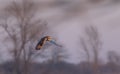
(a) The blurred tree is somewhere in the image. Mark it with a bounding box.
[80,38,90,64]
[104,51,120,73]
[108,51,120,65]
[49,47,69,63]
[80,25,102,74]
[0,0,48,74]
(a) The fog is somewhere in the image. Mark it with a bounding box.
[0,0,120,64]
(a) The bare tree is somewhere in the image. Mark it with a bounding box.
[108,51,120,65]
[0,0,47,74]
[36,42,69,64]
[49,46,69,63]
[80,25,102,74]
[107,51,120,73]
[80,38,90,63]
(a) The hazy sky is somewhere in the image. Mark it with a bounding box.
[0,0,120,64]
[42,1,120,63]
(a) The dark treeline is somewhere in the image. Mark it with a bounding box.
[0,61,119,74]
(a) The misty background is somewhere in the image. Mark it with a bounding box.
[0,0,120,74]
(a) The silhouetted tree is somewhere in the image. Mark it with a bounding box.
[0,0,47,74]
[108,51,120,65]
[107,51,120,73]
[80,25,102,74]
